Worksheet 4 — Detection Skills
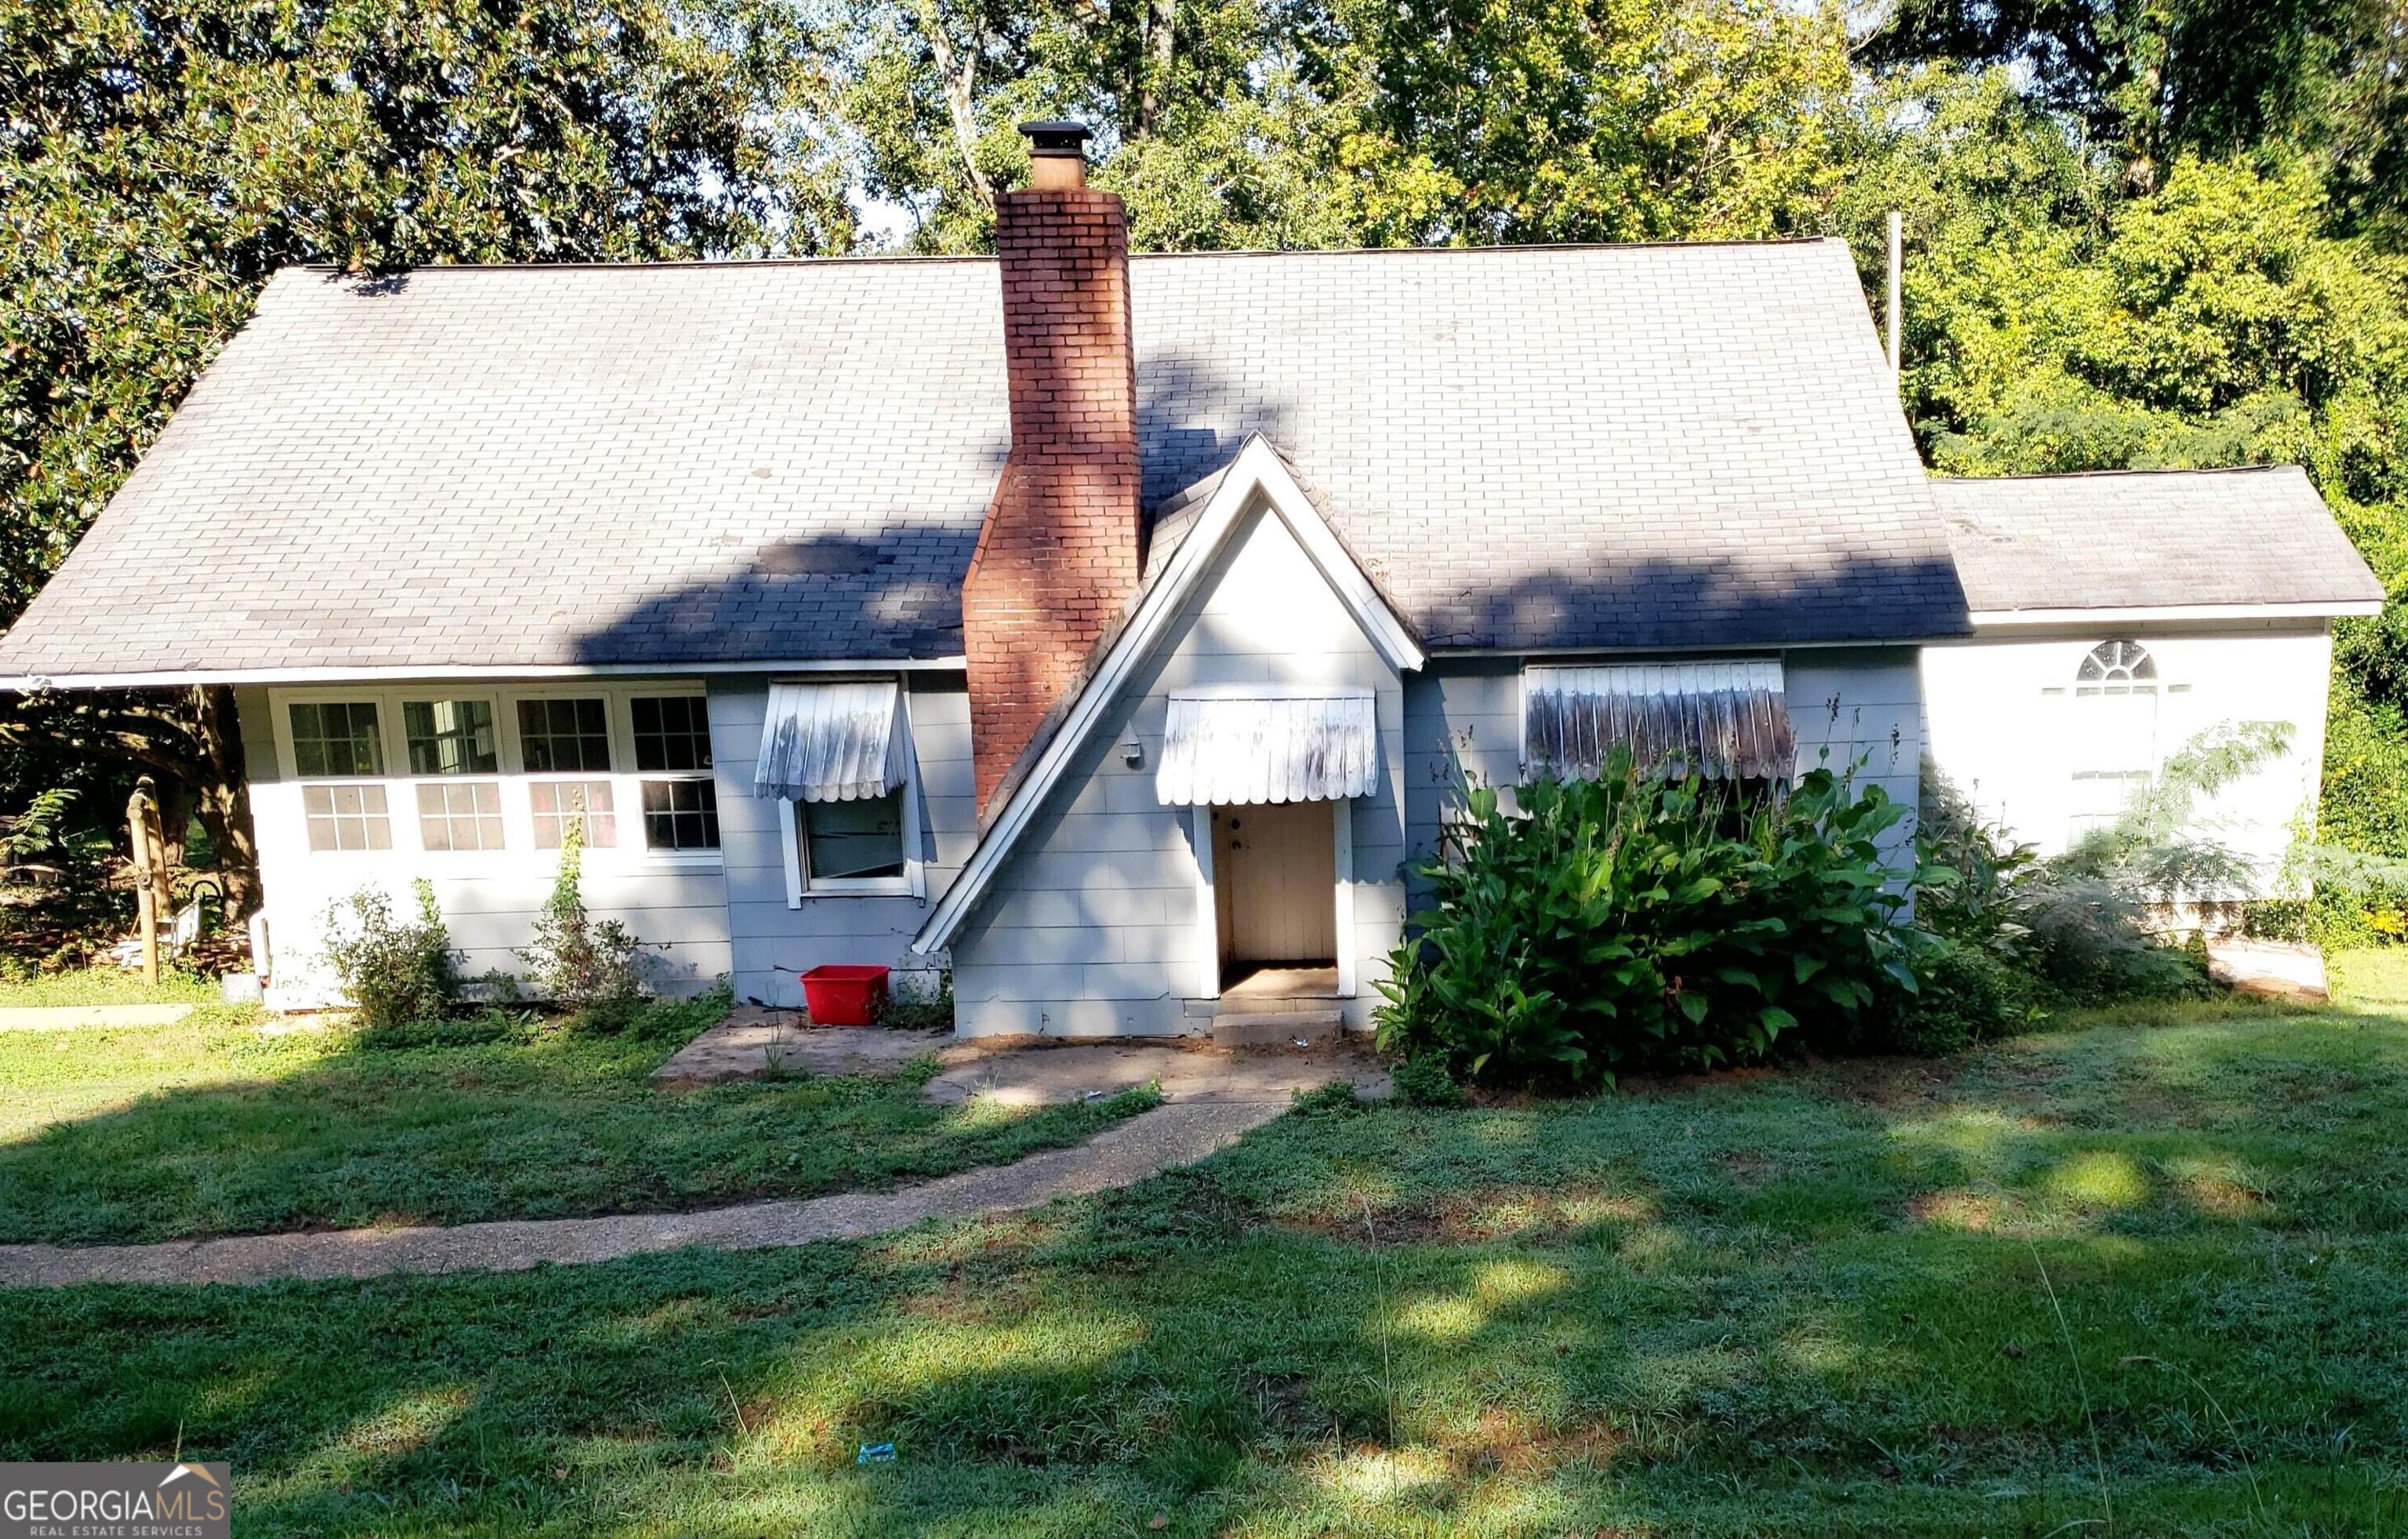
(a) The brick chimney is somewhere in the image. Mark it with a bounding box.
[962,121,1144,811]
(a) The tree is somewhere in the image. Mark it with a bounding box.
[1863,0,2408,220]
[1,0,858,910]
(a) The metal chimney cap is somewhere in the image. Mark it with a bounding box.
[1018,121,1093,158]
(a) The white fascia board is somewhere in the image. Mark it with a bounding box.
[1438,635,1964,659]
[0,656,969,691]
[1965,601,2384,628]
[913,434,1419,956]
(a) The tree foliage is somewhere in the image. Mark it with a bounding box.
[13,0,2408,948]
[0,0,855,909]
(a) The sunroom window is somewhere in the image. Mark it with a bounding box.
[289,702,384,778]
[531,780,617,849]
[401,699,504,851]
[517,698,612,772]
[290,701,392,851]
[631,694,718,851]
[403,699,499,775]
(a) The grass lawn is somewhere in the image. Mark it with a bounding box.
[0,982,1153,1244]
[7,973,2408,1533]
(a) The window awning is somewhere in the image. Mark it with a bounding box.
[1523,661,1793,782]
[754,681,908,802]
[1156,689,1380,806]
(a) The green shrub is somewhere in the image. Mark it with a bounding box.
[878,970,956,1030]
[1917,760,2221,1009]
[517,824,647,1025]
[1847,941,2033,1057]
[1374,755,1931,1088]
[322,879,461,1029]
[1388,1054,1467,1107]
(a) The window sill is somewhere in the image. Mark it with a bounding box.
[800,877,914,898]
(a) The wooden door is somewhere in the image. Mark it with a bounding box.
[1217,801,1337,964]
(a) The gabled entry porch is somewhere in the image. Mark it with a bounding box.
[1162,686,1376,1044]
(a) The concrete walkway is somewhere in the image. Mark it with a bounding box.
[0,1101,1286,1290]
[653,1008,1394,1105]
[651,1011,950,1080]
[924,1041,1391,1106]
[0,1003,194,1032]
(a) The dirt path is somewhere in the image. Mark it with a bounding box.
[0,1101,1286,1290]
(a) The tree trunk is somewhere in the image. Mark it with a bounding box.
[152,773,191,870]
[1138,0,1175,135]
[190,685,260,917]
[916,0,994,208]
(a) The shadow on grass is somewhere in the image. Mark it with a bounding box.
[5,1004,2407,1533]
[0,1001,1151,1245]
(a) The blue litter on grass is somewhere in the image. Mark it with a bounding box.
[856,1442,897,1465]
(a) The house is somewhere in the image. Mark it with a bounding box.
[0,123,2382,1032]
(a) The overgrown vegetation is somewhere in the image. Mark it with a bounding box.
[876,970,956,1031]
[1373,757,1930,1088]
[516,826,647,1025]
[319,879,460,1031]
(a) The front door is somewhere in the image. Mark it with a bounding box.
[1213,802,1337,966]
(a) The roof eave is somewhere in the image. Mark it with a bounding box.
[0,655,971,691]
[1961,599,2384,629]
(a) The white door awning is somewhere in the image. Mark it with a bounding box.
[1156,688,1380,806]
[754,681,908,801]
[1523,661,1793,782]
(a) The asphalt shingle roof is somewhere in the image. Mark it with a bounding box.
[2,240,1976,680]
[1935,467,2383,615]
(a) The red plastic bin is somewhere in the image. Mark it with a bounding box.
[800,964,889,1025]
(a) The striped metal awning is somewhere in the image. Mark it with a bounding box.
[753,680,909,801]
[1522,661,1792,782]
[1155,689,1380,806]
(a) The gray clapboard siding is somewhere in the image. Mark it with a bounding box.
[1402,648,1926,873]
[713,673,974,1009]
[948,499,1408,1037]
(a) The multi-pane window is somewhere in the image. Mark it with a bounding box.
[641,779,720,851]
[531,780,618,849]
[287,688,726,860]
[303,784,391,851]
[416,782,505,851]
[2075,641,2156,697]
[2069,770,2152,844]
[517,699,612,772]
[289,702,384,777]
[802,792,906,882]
[403,699,499,775]
[631,695,712,771]
[632,695,716,851]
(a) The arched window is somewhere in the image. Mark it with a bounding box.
[2076,641,2155,684]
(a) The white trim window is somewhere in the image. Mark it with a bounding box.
[758,679,923,902]
[530,780,618,850]
[271,681,719,866]
[630,694,720,852]
[401,697,506,851]
[288,700,393,851]
[517,698,619,849]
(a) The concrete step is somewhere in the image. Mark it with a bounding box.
[1212,1009,1344,1050]
[1220,993,1342,1015]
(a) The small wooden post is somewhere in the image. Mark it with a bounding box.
[125,777,171,985]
